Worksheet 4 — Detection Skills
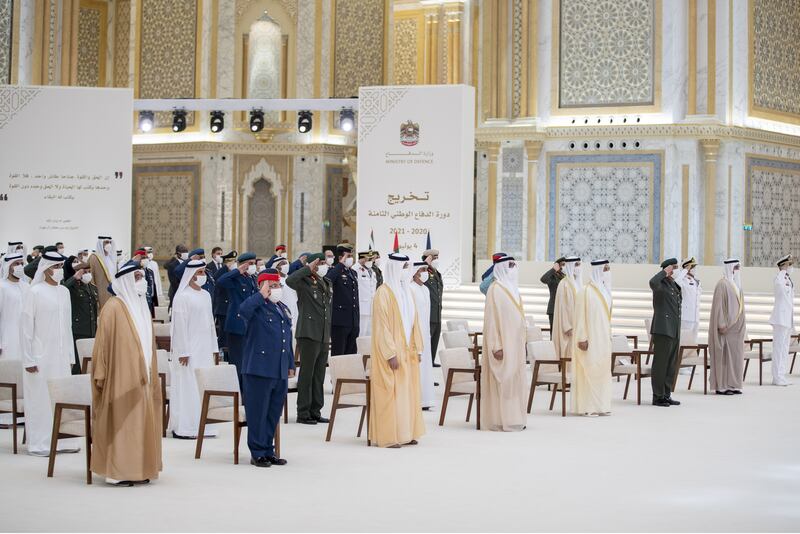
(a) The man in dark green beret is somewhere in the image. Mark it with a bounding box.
[648,258,683,407]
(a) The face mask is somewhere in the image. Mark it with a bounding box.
[247,264,257,276]
[279,263,289,275]
[280,253,288,259]
[141,258,150,268]
[431,259,440,270]
[81,273,93,284]
[134,278,148,296]
[213,255,221,264]
[180,252,189,260]
[147,252,154,260]
[229,262,238,271]
[365,261,374,269]
[103,243,112,254]
[194,275,207,286]
[343,257,354,268]
[57,247,64,255]
[325,257,334,266]
[268,287,283,303]
[508,266,519,284]
[689,267,696,276]
[788,266,794,276]
[50,269,64,283]
[574,265,582,274]
[402,266,413,284]
[317,265,329,277]
[12,265,24,279]
[419,271,429,283]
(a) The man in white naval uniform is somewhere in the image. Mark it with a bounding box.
[354,251,376,337]
[769,254,794,386]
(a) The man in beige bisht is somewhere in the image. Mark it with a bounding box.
[369,253,425,448]
[553,257,582,361]
[481,254,527,431]
[572,260,613,416]
[708,258,747,395]
[87,235,117,309]
[91,261,162,485]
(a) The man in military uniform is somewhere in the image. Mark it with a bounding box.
[371,251,384,287]
[423,248,443,366]
[212,251,237,350]
[649,258,683,407]
[62,256,98,374]
[540,256,566,330]
[286,253,332,425]
[217,252,259,392]
[326,243,359,356]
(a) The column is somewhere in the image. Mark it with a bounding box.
[486,143,500,257]
[524,140,542,260]
[700,138,720,264]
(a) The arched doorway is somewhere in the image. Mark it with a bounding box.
[247,178,277,257]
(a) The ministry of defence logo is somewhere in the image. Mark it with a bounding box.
[400,120,420,146]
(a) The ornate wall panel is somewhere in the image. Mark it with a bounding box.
[138,0,198,127]
[325,164,347,244]
[77,1,107,87]
[132,163,201,260]
[114,0,130,87]
[246,178,277,257]
[548,152,663,263]
[745,156,800,266]
[393,15,418,85]
[0,0,11,84]
[750,0,800,123]
[557,0,657,109]
[333,0,385,98]
[500,147,524,256]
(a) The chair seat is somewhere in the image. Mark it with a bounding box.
[288,377,298,389]
[450,381,476,395]
[0,399,23,412]
[744,351,770,361]
[164,386,170,400]
[788,344,800,353]
[614,364,652,376]
[206,405,246,422]
[534,372,565,384]
[59,420,87,437]
[337,393,367,406]
[680,356,704,366]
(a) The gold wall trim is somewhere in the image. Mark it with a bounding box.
[726,163,731,257]
[210,0,218,98]
[700,138,720,263]
[10,0,20,84]
[681,164,689,259]
[707,0,716,115]
[313,0,322,98]
[687,0,697,115]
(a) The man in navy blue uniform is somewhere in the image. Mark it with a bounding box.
[326,243,359,356]
[239,268,294,467]
[217,252,258,390]
[211,250,237,350]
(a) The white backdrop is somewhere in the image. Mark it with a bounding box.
[0,85,132,255]
[356,85,475,285]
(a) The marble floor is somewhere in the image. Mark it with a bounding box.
[1,365,799,532]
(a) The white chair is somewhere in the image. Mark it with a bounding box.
[154,306,170,324]
[527,314,551,338]
[157,350,171,437]
[356,336,371,356]
[438,347,479,428]
[526,325,543,343]
[446,319,469,332]
[743,338,772,386]
[195,365,249,464]
[611,335,636,399]
[0,360,24,454]
[76,338,95,374]
[326,354,370,444]
[154,323,171,351]
[442,329,480,365]
[526,340,569,415]
[46,374,92,484]
[674,329,709,394]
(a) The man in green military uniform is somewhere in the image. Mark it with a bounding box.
[649,258,683,407]
[540,257,567,330]
[286,253,333,425]
[423,248,443,367]
[370,251,383,288]
[62,257,99,374]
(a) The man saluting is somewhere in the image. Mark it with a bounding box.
[649,259,682,407]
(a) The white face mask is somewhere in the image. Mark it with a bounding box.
[787,266,794,276]
[81,273,93,284]
[50,269,64,283]
[141,258,150,268]
[602,270,612,286]
[279,263,289,275]
[57,247,64,255]
[268,287,283,303]
[402,266,413,284]
[279,252,288,259]
[194,275,207,287]
[11,265,24,279]
[134,278,148,296]
[343,257,354,268]
[419,271,429,283]
[180,252,189,260]
[317,265,329,277]
[431,259,440,270]
[213,255,221,264]
[365,261,374,269]
[147,252,154,260]
[324,256,333,266]
[508,266,520,284]
[247,264,257,276]
[103,243,112,254]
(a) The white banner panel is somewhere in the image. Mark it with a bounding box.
[0,85,133,255]
[356,85,475,285]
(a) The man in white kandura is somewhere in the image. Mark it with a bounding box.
[572,259,613,416]
[355,251,377,337]
[144,246,163,301]
[169,259,220,439]
[0,253,29,426]
[20,250,77,456]
[481,254,527,431]
[409,261,436,410]
[553,256,582,362]
[769,254,794,386]
[709,259,746,395]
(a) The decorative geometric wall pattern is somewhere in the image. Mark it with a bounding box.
[393,16,418,85]
[334,0,385,98]
[500,147,524,256]
[325,164,347,244]
[0,85,41,131]
[114,0,131,88]
[511,0,524,118]
[357,86,408,143]
[247,178,276,257]
[558,0,656,108]
[77,7,101,87]
[751,0,800,119]
[132,163,200,260]
[139,0,197,127]
[548,152,663,263]
[745,156,800,266]
[0,0,11,85]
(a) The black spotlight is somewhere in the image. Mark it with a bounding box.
[339,108,355,132]
[621,141,628,149]
[569,141,576,150]
[249,109,265,132]
[172,109,187,132]
[138,110,154,132]
[582,142,589,149]
[210,111,225,133]
[634,140,641,149]
[608,141,615,149]
[298,110,313,133]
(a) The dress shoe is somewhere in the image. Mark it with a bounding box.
[250,457,272,468]
[652,398,670,407]
[728,389,742,395]
[172,431,195,440]
[313,416,330,423]
[665,397,681,406]
[296,417,317,425]
[715,390,734,395]
[266,456,287,466]
[432,363,441,368]
[434,382,440,387]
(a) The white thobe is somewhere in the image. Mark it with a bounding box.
[572,282,612,415]
[170,287,219,437]
[147,260,164,298]
[355,265,376,336]
[410,282,436,408]
[0,278,28,360]
[20,283,75,454]
[674,269,701,335]
[769,270,794,385]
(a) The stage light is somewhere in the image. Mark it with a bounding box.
[339,108,355,132]
[210,110,225,133]
[298,110,313,133]
[249,109,265,132]
[172,109,187,132]
[139,111,154,132]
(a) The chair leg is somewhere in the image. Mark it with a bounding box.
[233,393,241,465]
[195,392,210,459]
[549,385,558,411]
[325,381,342,442]
[475,369,481,431]
[759,357,763,386]
[688,366,696,390]
[791,353,796,374]
[527,365,539,414]
[84,408,92,485]
[623,375,631,400]
[743,359,749,380]
[47,406,63,478]
[466,394,473,422]
[366,382,372,446]
[357,406,366,437]
[438,369,454,426]
[283,394,288,424]
[11,397,18,454]
[561,365,567,417]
